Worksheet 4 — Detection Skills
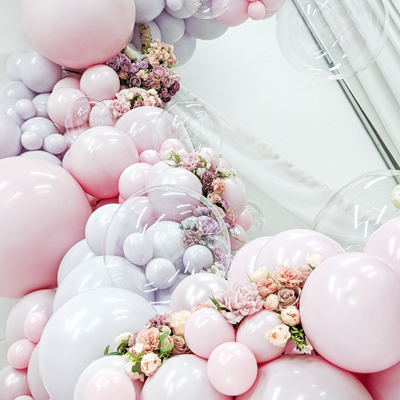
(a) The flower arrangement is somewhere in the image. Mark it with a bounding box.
[104,312,191,382]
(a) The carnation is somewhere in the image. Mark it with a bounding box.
[180,153,201,172]
[273,266,304,288]
[195,216,221,236]
[182,230,200,247]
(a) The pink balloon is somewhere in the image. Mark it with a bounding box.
[47,87,86,127]
[255,229,345,272]
[230,224,246,251]
[222,177,246,217]
[169,273,230,312]
[68,126,139,199]
[248,1,266,20]
[80,65,120,101]
[366,359,400,400]
[228,236,271,284]
[0,158,91,298]
[218,158,229,170]
[236,310,285,363]
[235,209,252,231]
[94,197,119,210]
[237,355,372,400]
[301,253,400,373]
[139,149,161,165]
[23,312,49,344]
[114,106,165,153]
[84,369,136,400]
[185,308,236,359]
[15,397,34,400]
[53,77,81,91]
[207,342,257,396]
[216,0,249,27]
[118,163,152,200]
[0,366,31,400]
[145,161,172,188]
[7,339,36,370]
[364,217,400,275]
[21,0,135,69]
[160,138,184,153]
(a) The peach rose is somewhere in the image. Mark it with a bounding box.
[281,306,300,327]
[263,294,279,311]
[170,310,191,336]
[171,335,191,355]
[212,179,226,195]
[207,193,221,204]
[277,287,301,310]
[298,264,313,282]
[265,324,291,347]
[143,98,155,107]
[226,209,235,220]
[257,278,279,298]
[124,361,145,382]
[136,327,160,353]
[273,266,304,288]
[141,353,162,377]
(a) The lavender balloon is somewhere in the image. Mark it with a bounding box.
[0,366,31,400]
[145,257,178,289]
[183,245,214,273]
[0,111,22,158]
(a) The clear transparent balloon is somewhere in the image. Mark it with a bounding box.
[276,0,388,80]
[104,185,231,310]
[153,100,223,156]
[65,96,113,141]
[244,200,266,242]
[182,0,232,19]
[312,170,400,252]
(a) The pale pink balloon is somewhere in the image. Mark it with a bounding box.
[139,149,161,165]
[218,158,230,170]
[366,359,400,400]
[68,126,139,199]
[235,209,252,231]
[94,197,119,210]
[118,163,152,200]
[47,87,86,127]
[364,217,400,275]
[248,1,266,20]
[228,236,271,284]
[114,106,165,153]
[236,310,284,363]
[80,65,120,101]
[7,339,36,370]
[0,366,31,400]
[301,253,400,373]
[260,0,286,10]
[15,396,34,400]
[217,0,249,27]
[255,229,345,272]
[53,77,81,91]
[145,161,172,188]
[185,308,236,359]
[0,158,91,298]
[84,369,136,400]
[21,0,135,69]
[222,177,247,217]
[23,313,49,344]
[207,342,257,396]
[160,138,184,153]
[230,224,246,251]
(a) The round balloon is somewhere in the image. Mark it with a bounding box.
[27,344,49,400]
[135,0,165,23]
[0,366,31,400]
[0,111,22,158]
[366,360,400,400]
[185,17,229,40]
[21,0,136,69]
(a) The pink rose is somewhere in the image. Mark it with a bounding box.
[135,327,160,353]
[212,179,225,195]
[273,266,304,288]
[108,99,131,119]
[143,98,154,107]
[207,192,221,204]
[256,278,279,298]
[180,153,200,172]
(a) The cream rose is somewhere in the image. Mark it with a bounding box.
[135,327,160,353]
[115,332,133,346]
[392,185,400,208]
[265,324,291,347]
[251,267,270,283]
[263,294,280,311]
[124,361,145,382]
[170,310,191,336]
[141,353,162,377]
[281,306,300,327]
[306,252,324,268]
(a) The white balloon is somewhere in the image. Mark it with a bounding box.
[21,117,58,139]
[34,103,49,119]
[0,111,22,158]
[183,244,214,273]
[85,204,120,255]
[123,233,154,266]
[166,4,194,18]
[132,21,162,50]
[39,288,156,400]
[0,81,36,104]
[155,10,186,43]
[43,133,67,154]
[185,16,229,40]
[32,93,51,106]
[6,52,26,81]
[21,131,44,151]
[15,99,37,120]
[28,344,50,400]
[0,99,24,126]
[20,150,62,166]
[145,258,178,289]
[174,32,197,66]
[166,0,183,11]
[135,0,165,23]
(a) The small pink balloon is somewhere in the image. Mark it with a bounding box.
[366,360,400,400]
[68,126,139,199]
[207,342,257,396]
[118,163,152,200]
[94,197,119,210]
[53,77,81,91]
[160,138,184,153]
[230,224,246,251]
[236,310,284,363]
[139,150,161,165]
[47,87,86,127]
[248,1,266,20]
[7,339,36,370]
[23,313,49,344]
[222,177,247,218]
[228,236,272,284]
[84,369,136,400]
[185,308,236,359]
[217,0,249,27]
[80,65,120,101]
[218,158,229,171]
[235,209,252,231]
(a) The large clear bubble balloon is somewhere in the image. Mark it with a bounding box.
[104,185,231,310]
[65,96,113,141]
[183,0,232,19]
[312,170,400,251]
[153,100,223,155]
[276,0,388,80]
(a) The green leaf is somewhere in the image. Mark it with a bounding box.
[159,331,169,345]
[161,343,174,355]
[131,362,144,375]
[108,351,120,356]
[104,345,110,356]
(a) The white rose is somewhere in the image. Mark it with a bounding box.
[124,361,145,382]
[263,294,279,311]
[306,252,324,268]
[392,185,400,208]
[221,310,243,325]
[125,92,134,100]
[251,267,270,283]
[141,353,162,377]
[196,168,206,178]
[148,89,158,96]
[170,310,191,336]
[132,342,144,355]
[177,148,188,157]
[115,332,133,346]
[162,148,174,160]
[265,324,291,347]
[281,306,300,327]
[123,44,142,61]
[303,344,313,355]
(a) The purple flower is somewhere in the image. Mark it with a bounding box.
[171,81,180,92]
[196,206,211,215]
[106,56,120,71]
[195,216,221,236]
[213,250,226,266]
[162,94,172,103]
[145,313,171,330]
[182,230,200,247]
[136,60,148,69]
[153,66,166,77]
[220,199,229,210]
[119,54,132,73]
[129,76,142,87]
[130,64,139,74]
[224,216,234,230]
